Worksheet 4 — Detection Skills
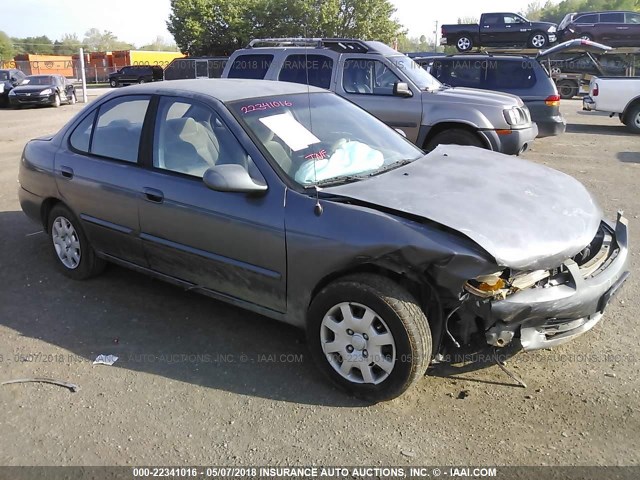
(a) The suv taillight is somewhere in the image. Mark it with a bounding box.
[545,95,560,107]
[593,83,599,96]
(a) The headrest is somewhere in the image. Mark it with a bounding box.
[166,117,199,140]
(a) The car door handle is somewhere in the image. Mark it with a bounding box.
[60,166,74,179]
[143,187,164,203]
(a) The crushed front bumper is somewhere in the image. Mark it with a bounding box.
[481,213,629,351]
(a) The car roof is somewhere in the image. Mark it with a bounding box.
[111,78,327,102]
[415,55,533,61]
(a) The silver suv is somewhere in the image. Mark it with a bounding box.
[222,38,538,155]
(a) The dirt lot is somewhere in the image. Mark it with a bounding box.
[0,97,638,467]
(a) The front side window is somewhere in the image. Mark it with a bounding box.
[154,97,257,179]
[227,54,274,79]
[91,96,150,162]
[627,13,640,24]
[343,59,402,95]
[229,93,423,186]
[278,54,334,89]
[576,14,598,24]
[504,14,524,24]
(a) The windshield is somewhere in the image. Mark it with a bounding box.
[24,76,55,86]
[388,55,442,91]
[229,93,424,187]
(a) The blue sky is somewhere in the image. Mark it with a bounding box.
[1,0,536,47]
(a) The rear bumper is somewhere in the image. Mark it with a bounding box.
[481,124,538,155]
[582,96,596,111]
[535,114,567,137]
[18,185,44,225]
[481,214,630,351]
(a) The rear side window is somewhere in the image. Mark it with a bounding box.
[485,60,537,89]
[600,12,624,23]
[228,54,274,79]
[89,96,151,162]
[279,54,334,89]
[576,14,598,23]
[69,112,96,153]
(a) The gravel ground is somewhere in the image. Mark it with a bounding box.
[0,98,638,467]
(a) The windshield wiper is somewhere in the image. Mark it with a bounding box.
[312,175,368,187]
[369,158,418,177]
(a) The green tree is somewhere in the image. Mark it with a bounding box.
[538,0,639,23]
[167,0,405,56]
[140,36,179,51]
[0,31,14,61]
[83,28,135,52]
[53,33,82,55]
[12,35,54,55]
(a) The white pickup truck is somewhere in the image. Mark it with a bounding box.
[583,77,640,133]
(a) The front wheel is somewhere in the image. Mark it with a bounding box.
[307,274,432,402]
[48,204,106,280]
[52,93,61,108]
[138,78,146,84]
[109,79,118,88]
[624,104,640,134]
[528,32,548,49]
[456,35,473,52]
[425,129,485,151]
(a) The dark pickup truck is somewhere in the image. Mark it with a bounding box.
[442,13,558,52]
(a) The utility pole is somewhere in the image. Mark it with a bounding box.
[434,21,439,49]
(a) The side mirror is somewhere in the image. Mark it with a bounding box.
[203,164,267,194]
[393,82,413,98]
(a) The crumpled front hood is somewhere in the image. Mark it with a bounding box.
[433,87,523,108]
[324,145,602,271]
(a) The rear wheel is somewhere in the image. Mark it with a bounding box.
[556,80,579,99]
[528,32,548,49]
[48,204,106,280]
[138,78,146,84]
[307,274,432,402]
[624,104,640,134]
[456,35,473,52]
[68,92,77,105]
[425,129,485,151]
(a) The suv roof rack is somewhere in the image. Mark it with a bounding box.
[246,38,373,53]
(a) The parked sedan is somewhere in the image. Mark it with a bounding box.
[18,79,629,401]
[9,74,76,108]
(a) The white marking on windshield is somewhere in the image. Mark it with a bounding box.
[259,113,321,152]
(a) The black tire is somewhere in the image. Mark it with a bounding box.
[52,93,61,108]
[47,204,106,280]
[456,35,473,52]
[580,34,593,41]
[556,80,579,99]
[623,103,640,134]
[307,274,432,402]
[109,79,119,88]
[425,129,484,151]
[68,92,77,105]
[528,32,548,49]
[138,78,146,84]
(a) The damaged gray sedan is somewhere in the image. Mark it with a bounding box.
[18,79,629,401]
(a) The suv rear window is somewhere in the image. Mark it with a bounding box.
[279,54,333,89]
[600,12,624,23]
[485,60,537,89]
[228,54,274,79]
